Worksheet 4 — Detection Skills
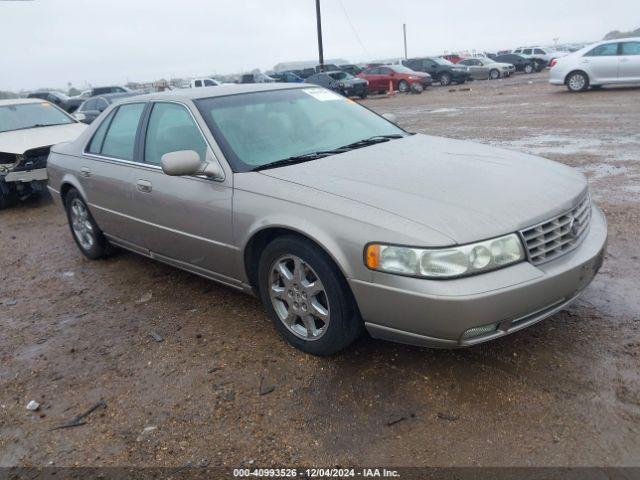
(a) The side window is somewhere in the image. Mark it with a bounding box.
[379,68,392,75]
[194,80,202,87]
[423,60,435,69]
[534,48,545,54]
[82,99,97,111]
[621,42,640,55]
[586,43,619,57]
[100,103,146,160]
[144,103,207,166]
[204,79,215,86]
[522,49,532,55]
[87,109,116,154]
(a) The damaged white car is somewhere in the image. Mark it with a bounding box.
[0,99,86,208]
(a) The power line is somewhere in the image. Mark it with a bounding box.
[336,0,372,60]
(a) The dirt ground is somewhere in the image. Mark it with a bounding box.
[1,72,639,469]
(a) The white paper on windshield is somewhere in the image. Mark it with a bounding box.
[302,88,343,101]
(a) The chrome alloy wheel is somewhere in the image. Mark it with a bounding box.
[70,198,95,250]
[568,73,586,91]
[269,254,330,341]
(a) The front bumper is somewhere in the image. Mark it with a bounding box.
[349,205,607,348]
[4,167,48,183]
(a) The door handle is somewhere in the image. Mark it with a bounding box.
[136,180,152,193]
[80,167,91,178]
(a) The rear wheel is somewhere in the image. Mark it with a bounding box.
[489,69,500,80]
[258,236,362,356]
[566,71,589,92]
[64,188,112,259]
[439,72,452,86]
[524,64,534,74]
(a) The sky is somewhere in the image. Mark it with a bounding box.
[1,0,638,91]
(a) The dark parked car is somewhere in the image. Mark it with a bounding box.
[305,71,369,98]
[358,65,432,93]
[26,91,83,113]
[493,54,542,74]
[298,68,316,79]
[402,57,471,86]
[271,71,304,83]
[73,93,139,124]
[339,64,364,76]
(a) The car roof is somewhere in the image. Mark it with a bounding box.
[0,98,48,107]
[116,83,309,104]
[95,92,139,101]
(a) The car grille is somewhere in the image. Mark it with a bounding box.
[520,193,592,265]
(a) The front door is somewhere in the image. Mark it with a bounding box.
[127,101,237,283]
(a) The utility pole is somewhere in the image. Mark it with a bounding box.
[403,23,408,59]
[316,0,325,71]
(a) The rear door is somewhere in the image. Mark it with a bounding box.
[618,41,640,82]
[582,43,619,83]
[81,102,147,247]
[127,101,236,281]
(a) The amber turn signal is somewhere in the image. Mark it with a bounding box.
[365,244,381,269]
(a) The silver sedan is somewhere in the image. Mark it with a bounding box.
[459,57,515,79]
[46,84,607,355]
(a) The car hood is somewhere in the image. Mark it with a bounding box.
[260,134,587,244]
[0,122,87,154]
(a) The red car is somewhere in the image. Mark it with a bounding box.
[441,54,464,64]
[357,65,432,94]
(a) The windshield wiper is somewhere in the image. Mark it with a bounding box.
[251,135,404,172]
[337,134,404,151]
[10,123,66,132]
[251,152,335,171]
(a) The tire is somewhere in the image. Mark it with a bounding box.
[524,64,534,74]
[258,235,363,356]
[359,92,368,99]
[398,80,410,93]
[565,71,589,92]
[489,69,500,80]
[64,188,112,259]
[439,73,452,86]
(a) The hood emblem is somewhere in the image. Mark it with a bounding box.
[569,216,581,238]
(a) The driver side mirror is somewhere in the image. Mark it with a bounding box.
[160,150,224,180]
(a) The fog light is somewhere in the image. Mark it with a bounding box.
[462,322,499,340]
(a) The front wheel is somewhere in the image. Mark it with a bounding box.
[398,80,410,93]
[524,64,534,74]
[258,236,362,356]
[489,69,500,80]
[64,188,112,259]
[566,71,589,92]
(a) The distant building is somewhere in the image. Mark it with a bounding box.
[273,59,349,72]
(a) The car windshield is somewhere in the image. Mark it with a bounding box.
[0,102,74,133]
[390,65,416,74]
[196,88,405,172]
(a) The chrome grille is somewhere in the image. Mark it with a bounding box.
[520,193,592,265]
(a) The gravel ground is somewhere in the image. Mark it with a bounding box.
[1,72,639,469]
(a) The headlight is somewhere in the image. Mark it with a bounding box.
[365,233,524,279]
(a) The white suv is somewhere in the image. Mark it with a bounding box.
[512,47,565,65]
[549,38,640,91]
